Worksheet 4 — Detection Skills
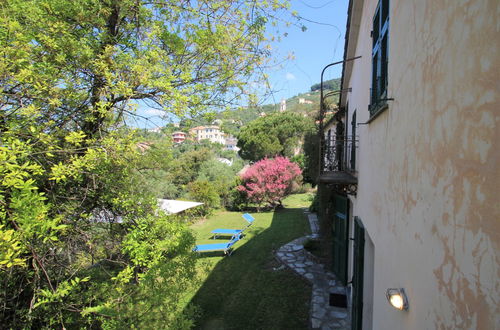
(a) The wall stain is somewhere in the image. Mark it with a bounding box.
[421,0,500,327]
[390,0,499,328]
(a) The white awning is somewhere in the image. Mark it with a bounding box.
[158,199,203,214]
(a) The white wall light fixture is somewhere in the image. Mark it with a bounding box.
[386,288,409,311]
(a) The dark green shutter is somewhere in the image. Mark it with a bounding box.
[350,111,356,170]
[370,0,390,115]
[332,194,349,285]
[351,217,365,330]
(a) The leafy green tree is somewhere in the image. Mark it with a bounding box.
[169,147,213,186]
[197,158,241,208]
[186,179,221,216]
[302,131,321,186]
[237,112,313,161]
[134,138,181,199]
[310,78,341,92]
[0,0,292,327]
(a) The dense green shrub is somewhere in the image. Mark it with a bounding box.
[186,179,221,216]
[237,112,314,161]
[225,178,248,211]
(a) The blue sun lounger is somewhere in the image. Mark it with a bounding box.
[211,213,255,239]
[193,235,240,256]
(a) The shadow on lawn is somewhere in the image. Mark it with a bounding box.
[186,207,311,330]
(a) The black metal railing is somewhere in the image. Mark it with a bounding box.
[321,137,357,173]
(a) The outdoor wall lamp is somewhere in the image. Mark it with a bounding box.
[346,183,357,195]
[386,288,409,311]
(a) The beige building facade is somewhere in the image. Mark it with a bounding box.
[189,125,226,144]
[318,0,499,329]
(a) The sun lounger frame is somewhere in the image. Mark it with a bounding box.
[211,213,255,239]
[193,234,240,256]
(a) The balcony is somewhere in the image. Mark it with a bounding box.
[316,57,362,194]
[319,137,358,194]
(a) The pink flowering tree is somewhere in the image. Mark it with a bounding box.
[238,156,302,210]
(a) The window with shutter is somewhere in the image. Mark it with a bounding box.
[369,0,390,117]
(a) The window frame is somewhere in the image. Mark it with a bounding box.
[369,0,390,117]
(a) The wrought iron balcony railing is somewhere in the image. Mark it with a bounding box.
[321,137,357,173]
[319,137,358,194]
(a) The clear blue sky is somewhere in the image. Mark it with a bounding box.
[131,0,348,129]
[264,0,348,104]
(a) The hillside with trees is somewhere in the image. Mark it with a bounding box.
[309,78,341,92]
[185,78,341,135]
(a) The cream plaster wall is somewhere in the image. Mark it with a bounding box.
[342,0,499,329]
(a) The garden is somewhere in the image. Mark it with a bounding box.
[0,1,321,328]
[185,193,314,329]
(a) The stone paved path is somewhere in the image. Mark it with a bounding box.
[275,210,350,329]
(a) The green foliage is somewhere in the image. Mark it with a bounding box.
[0,225,25,268]
[237,112,314,161]
[133,136,244,213]
[132,138,180,199]
[303,131,321,185]
[198,158,240,206]
[225,179,248,211]
[185,78,341,137]
[309,192,320,213]
[170,147,213,186]
[310,78,341,92]
[77,214,199,329]
[0,0,293,327]
[186,179,221,216]
[291,154,306,170]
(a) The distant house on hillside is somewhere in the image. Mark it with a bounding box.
[299,98,313,104]
[280,99,287,112]
[225,135,239,151]
[147,127,162,133]
[189,125,226,144]
[171,131,186,143]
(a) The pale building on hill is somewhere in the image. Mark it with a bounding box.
[189,125,226,144]
[280,98,286,112]
[147,127,162,133]
[225,135,239,151]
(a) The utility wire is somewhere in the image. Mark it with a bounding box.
[298,0,336,10]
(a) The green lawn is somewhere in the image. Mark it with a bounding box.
[186,193,313,329]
